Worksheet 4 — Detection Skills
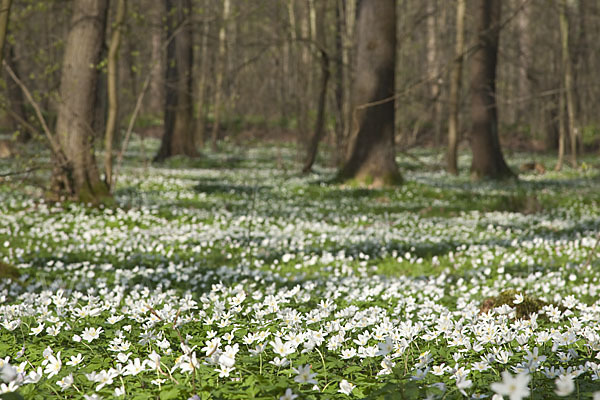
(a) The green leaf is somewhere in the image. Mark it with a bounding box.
[0,393,25,400]
[159,388,181,400]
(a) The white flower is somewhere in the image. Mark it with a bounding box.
[555,374,575,397]
[66,353,84,367]
[114,386,125,396]
[123,358,145,376]
[202,337,221,357]
[44,351,62,378]
[280,388,298,400]
[376,337,394,356]
[144,351,161,370]
[81,327,103,343]
[490,371,530,400]
[215,365,235,378]
[30,324,44,336]
[218,343,239,368]
[0,381,20,394]
[0,361,16,383]
[513,294,524,304]
[56,373,74,391]
[339,379,356,395]
[292,364,317,385]
[94,370,115,391]
[456,376,472,396]
[23,367,42,384]
[270,337,294,357]
[269,357,289,367]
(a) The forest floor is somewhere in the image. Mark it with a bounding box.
[0,138,599,399]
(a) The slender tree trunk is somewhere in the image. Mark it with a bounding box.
[333,0,345,167]
[555,88,566,170]
[52,0,110,203]
[0,0,10,66]
[104,0,126,189]
[211,0,230,151]
[302,2,329,174]
[516,0,532,125]
[0,0,11,66]
[559,0,577,167]
[469,0,514,181]
[146,0,166,115]
[194,17,210,148]
[446,0,465,175]
[338,0,401,187]
[155,0,196,161]
[426,0,442,145]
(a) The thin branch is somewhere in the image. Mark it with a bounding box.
[2,60,61,156]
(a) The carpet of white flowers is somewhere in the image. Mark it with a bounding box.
[1,141,600,399]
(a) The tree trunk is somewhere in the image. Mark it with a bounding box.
[516,0,532,125]
[211,0,230,151]
[555,86,566,171]
[333,0,345,167]
[559,0,577,167]
[194,16,210,148]
[51,0,110,203]
[338,0,401,187]
[146,0,166,115]
[426,0,442,145]
[469,0,514,181]
[104,0,126,190]
[154,0,197,161]
[446,0,465,175]
[0,0,11,66]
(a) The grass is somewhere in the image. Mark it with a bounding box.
[0,138,599,399]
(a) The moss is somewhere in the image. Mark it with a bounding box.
[0,261,20,281]
[77,181,113,207]
[480,289,549,319]
[342,170,403,188]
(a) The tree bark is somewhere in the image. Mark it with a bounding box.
[446,0,465,175]
[302,2,329,174]
[333,0,345,167]
[426,0,442,145]
[0,0,11,66]
[154,0,197,161]
[338,0,401,187]
[559,0,577,167]
[146,0,166,115]
[194,16,210,148]
[52,0,110,203]
[104,0,126,189]
[211,0,230,151]
[469,0,514,181]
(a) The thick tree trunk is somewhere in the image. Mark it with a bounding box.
[154,0,197,161]
[338,0,401,187]
[104,0,126,189]
[469,0,514,181]
[52,0,110,203]
[446,0,465,175]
